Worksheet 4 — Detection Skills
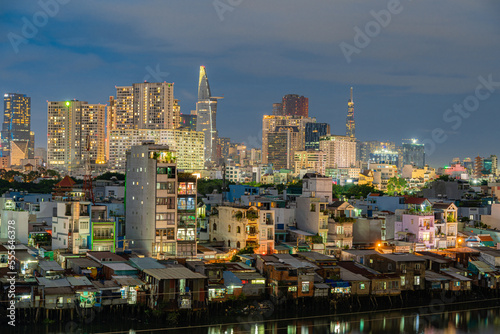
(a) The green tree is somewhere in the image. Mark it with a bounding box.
[386,177,408,195]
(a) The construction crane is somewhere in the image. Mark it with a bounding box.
[83,134,95,203]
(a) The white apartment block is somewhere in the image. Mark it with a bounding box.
[319,135,356,168]
[109,129,204,172]
[294,150,327,176]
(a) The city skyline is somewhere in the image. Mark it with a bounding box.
[1,1,500,167]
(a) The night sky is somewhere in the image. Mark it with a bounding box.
[1,0,499,167]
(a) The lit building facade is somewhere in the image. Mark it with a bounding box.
[262,115,316,164]
[108,129,204,173]
[196,66,221,167]
[319,135,356,168]
[305,122,330,150]
[209,205,275,255]
[47,100,105,172]
[402,139,425,168]
[2,93,32,158]
[294,150,327,175]
[268,126,300,170]
[369,149,399,165]
[346,87,355,138]
[125,144,197,258]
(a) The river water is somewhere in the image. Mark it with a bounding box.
[11,304,500,334]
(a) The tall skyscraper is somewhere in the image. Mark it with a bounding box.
[402,139,425,168]
[2,93,33,158]
[262,115,316,164]
[195,66,221,167]
[305,122,330,150]
[268,126,300,170]
[47,100,105,172]
[274,94,309,117]
[346,87,355,138]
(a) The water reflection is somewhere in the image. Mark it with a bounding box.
[202,306,500,334]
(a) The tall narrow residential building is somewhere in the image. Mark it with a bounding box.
[195,66,221,166]
[47,100,105,172]
[2,93,33,158]
[125,143,197,258]
[346,87,355,138]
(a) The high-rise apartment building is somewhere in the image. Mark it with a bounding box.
[346,87,355,138]
[47,100,105,172]
[280,94,309,117]
[125,143,197,257]
[262,115,316,164]
[294,150,327,175]
[217,137,231,163]
[402,139,425,168]
[369,149,399,166]
[305,122,330,150]
[268,126,300,170]
[319,135,356,168]
[2,93,33,158]
[195,66,221,167]
[357,141,396,163]
[108,129,204,173]
[133,82,175,129]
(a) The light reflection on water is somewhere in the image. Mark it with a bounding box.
[201,306,500,334]
[17,304,500,333]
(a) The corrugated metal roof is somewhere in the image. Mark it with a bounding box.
[68,257,102,268]
[441,269,472,281]
[144,267,206,280]
[38,261,63,271]
[378,253,426,262]
[44,287,74,295]
[339,267,370,281]
[103,263,137,272]
[67,276,93,286]
[112,275,145,286]
[469,260,496,273]
[15,251,37,263]
[128,257,165,270]
[425,271,451,281]
[36,277,70,288]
